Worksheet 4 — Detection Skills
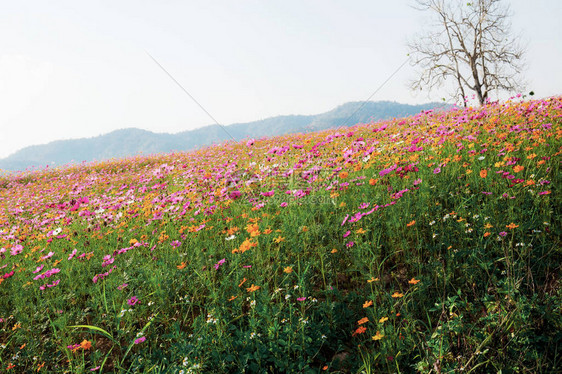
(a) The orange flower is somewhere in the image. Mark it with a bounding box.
[408,278,420,285]
[367,277,379,283]
[331,248,338,254]
[391,292,404,298]
[363,300,373,308]
[352,326,367,337]
[246,284,260,292]
[263,228,272,234]
[177,262,186,270]
[228,295,238,301]
[80,339,92,350]
[355,228,366,234]
[479,169,488,178]
[238,277,247,287]
[339,171,349,179]
[406,220,416,227]
[513,165,524,173]
[357,317,369,325]
[283,266,293,274]
[369,178,378,186]
[506,223,519,230]
[372,331,384,340]
[484,232,491,237]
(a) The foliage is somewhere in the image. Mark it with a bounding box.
[0,97,560,373]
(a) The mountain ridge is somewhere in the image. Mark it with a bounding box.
[0,100,448,172]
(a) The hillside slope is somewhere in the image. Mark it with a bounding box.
[0,98,560,373]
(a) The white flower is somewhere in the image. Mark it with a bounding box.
[225,235,236,241]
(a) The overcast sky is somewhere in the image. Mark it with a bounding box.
[1,0,560,158]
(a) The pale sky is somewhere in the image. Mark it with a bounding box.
[0,0,560,158]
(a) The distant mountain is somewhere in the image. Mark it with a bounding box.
[0,101,448,172]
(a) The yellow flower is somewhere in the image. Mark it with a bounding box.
[379,316,388,323]
[273,236,285,243]
[367,277,379,283]
[372,331,384,341]
[283,266,293,274]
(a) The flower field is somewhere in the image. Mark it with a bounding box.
[1,97,561,373]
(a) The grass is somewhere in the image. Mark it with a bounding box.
[0,97,561,373]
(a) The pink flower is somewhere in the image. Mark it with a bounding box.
[117,283,128,290]
[297,297,306,301]
[128,296,139,306]
[343,230,351,238]
[170,240,182,248]
[134,336,146,344]
[433,167,441,174]
[214,258,226,270]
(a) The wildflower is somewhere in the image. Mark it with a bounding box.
[246,284,260,292]
[369,178,378,185]
[352,326,367,337]
[408,278,420,285]
[80,340,92,350]
[391,292,404,298]
[506,223,519,230]
[297,297,306,301]
[127,296,139,306]
[484,232,491,237]
[331,248,338,253]
[356,228,366,234]
[372,331,384,340]
[343,230,351,238]
[134,336,146,344]
[433,167,441,174]
[363,300,373,308]
[273,236,285,243]
[379,317,388,323]
[177,262,187,269]
[357,317,369,325]
[283,266,293,274]
[367,277,379,283]
[339,171,349,179]
[228,295,238,301]
[407,220,416,227]
[238,278,247,287]
[499,231,507,237]
[480,169,488,178]
[117,283,128,290]
[170,240,182,248]
[346,241,354,248]
[214,258,226,270]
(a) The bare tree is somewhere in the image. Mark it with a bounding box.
[408,0,526,106]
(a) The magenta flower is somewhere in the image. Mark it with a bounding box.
[134,336,146,344]
[214,258,226,270]
[127,296,139,306]
[297,297,306,301]
[343,230,351,238]
[433,167,441,174]
[170,240,182,248]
